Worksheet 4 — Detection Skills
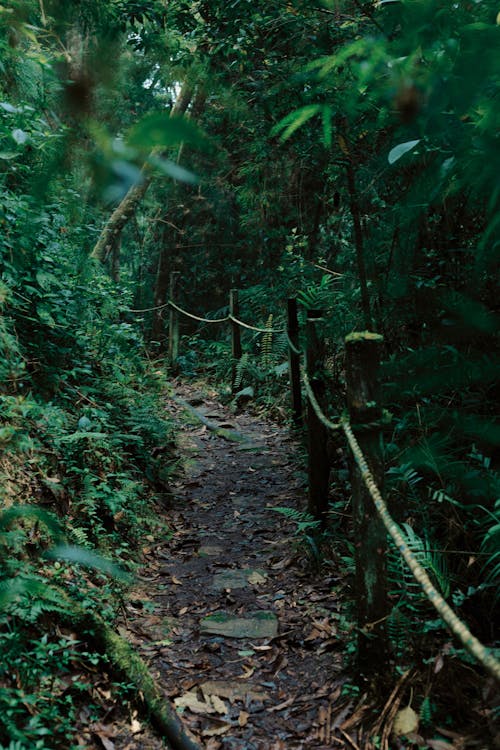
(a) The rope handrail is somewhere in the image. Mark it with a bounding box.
[341,418,500,684]
[228,314,286,334]
[300,357,500,680]
[168,300,230,324]
[128,302,171,314]
[286,333,303,357]
[125,282,498,680]
[302,369,342,431]
[126,297,286,333]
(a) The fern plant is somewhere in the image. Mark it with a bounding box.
[271,506,323,565]
[387,522,452,658]
[260,315,274,370]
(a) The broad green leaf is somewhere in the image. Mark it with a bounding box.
[388,139,420,165]
[77,416,92,431]
[47,545,130,581]
[0,101,20,113]
[128,112,205,150]
[149,155,198,184]
[0,152,18,160]
[12,128,28,144]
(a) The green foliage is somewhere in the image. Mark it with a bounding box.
[0,626,104,749]
[271,506,323,565]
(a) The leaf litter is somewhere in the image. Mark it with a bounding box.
[78,382,492,749]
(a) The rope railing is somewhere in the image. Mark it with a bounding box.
[168,300,230,324]
[286,333,303,357]
[342,418,500,684]
[227,314,285,335]
[135,276,499,682]
[127,294,284,332]
[302,369,342,432]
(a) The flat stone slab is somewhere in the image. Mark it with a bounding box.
[200,611,278,639]
[198,545,224,557]
[212,569,267,590]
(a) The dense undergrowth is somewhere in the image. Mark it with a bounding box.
[1,0,499,746]
[0,195,176,749]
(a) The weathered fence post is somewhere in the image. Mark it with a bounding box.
[287,298,302,425]
[306,309,330,524]
[230,289,242,394]
[345,331,388,677]
[168,271,180,368]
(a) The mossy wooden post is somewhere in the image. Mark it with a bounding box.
[230,289,242,394]
[287,298,302,425]
[168,271,180,369]
[345,331,388,677]
[306,309,329,524]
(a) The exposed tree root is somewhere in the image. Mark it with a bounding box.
[65,605,201,750]
[172,395,252,444]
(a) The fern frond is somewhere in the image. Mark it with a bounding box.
[261,315,273,370]
[234,353,249,391]
[271,506,320,534]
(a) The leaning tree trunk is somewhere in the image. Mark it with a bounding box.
[90,83,194,264]
[150,89,207,346]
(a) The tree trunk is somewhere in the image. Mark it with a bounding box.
[150,234,174,346]
[149,89,208,344]
[90,84,194,264]
[338,132,373,330]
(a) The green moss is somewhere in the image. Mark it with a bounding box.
[345,331,384,344]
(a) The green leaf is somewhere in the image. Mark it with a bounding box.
[271,105,322,142]
[12,128,28,144]
[0,101,20,113]
[47,545,130,581]
[148,155,198,184]
[128,112,205,150]
[388,139,420,165]
[0,505,64,542]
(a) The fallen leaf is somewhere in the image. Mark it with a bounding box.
[426,741,455,750]
[238,710,249,727]
[434,654,444,674]
[392,706,419,737]
[174,690,216,715]
[209,695,227,715]
[200,680,269,704]
[237,665,255,679]
[130,718,142,734]
[202,723,232,737]
[247,571,266,585]
[268,696,295,713]
[91,727,116,750]
[171,575,182,585]
[178,606,188,615]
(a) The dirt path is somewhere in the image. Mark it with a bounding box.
[123,384,349,750]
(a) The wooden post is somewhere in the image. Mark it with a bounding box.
[168,271,180,368]
[230,289,242,394]
[306,310,330,524]
[287,298,302,425]
[345,331,388,678]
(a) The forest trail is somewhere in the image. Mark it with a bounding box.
[120,382,351,750]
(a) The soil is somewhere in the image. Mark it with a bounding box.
[116,382,352,750]
[82,382,498,750]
